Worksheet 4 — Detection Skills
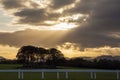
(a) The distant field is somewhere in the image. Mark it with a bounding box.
[0,64,119,80]
[0,64,22,69]
[0,64,91,69]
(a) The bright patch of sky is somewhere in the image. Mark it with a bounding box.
[0,11,24,32]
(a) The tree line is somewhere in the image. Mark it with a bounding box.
[0,45,120,69]
[16,45,64,62]
[16,45,64,68]
[62,57,120,69]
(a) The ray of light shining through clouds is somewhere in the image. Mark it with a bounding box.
[0,0,119,59]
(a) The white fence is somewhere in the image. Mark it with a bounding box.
[0,69,120,80]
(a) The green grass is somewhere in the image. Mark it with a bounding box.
[0,72,119,80]
[0,64,119,80]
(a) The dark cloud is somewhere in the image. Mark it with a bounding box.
[14,8,47,25]
[62,28,120,48]
[14,8,61,26]
[0,0,40,9]
[64,0,95,15]
[0,29,67,48]
[88,0,120,32]
[62,0,120,47]
[0,28,119,49]
[50,0,75,9]
[0,0,26,9]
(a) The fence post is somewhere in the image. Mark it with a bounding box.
[117,72,119,80]
[57,72,59,79]
[94,72,96,79]
[90,72,93,79]
[66,72,68,79]
[42,71,44,79]
[18,71,21,79]
[21,72,24,79]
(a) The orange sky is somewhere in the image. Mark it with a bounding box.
[0,43,120,59]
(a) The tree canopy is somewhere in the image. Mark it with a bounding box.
[16,45,64,65]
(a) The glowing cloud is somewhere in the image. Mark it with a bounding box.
[57,42,120,58]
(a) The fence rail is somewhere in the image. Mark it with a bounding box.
[0,69,120,79]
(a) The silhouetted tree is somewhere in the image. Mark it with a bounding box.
[48,48,64,66]
[16,46,64,67]
[37,47,48,62]
[16,45,38,63]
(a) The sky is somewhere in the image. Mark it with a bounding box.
[0,0,120,59]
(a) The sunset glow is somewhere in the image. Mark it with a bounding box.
[0,45,18,59]
[0,0,119,59]
[57,42,120,58]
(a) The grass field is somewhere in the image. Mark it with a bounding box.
[0,64,119,80]
[0,72,119,80]
[0,64,22,69]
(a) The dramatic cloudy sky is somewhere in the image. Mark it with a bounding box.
[0,0,120,59]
